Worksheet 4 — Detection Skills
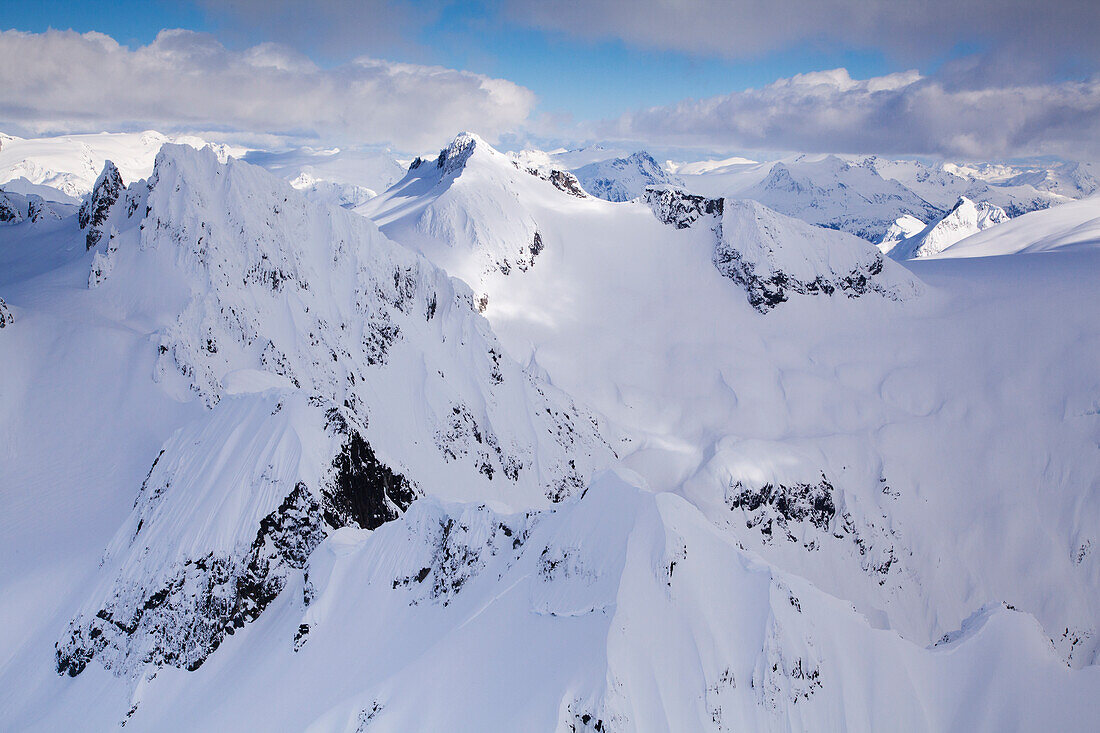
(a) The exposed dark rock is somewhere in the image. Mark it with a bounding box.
[727,475,837,533]
[79,161,124,250]
[713,233,894,314]
[393,508,528,606]
[0,192,22,223]
[644,187,723,229]
[0,297,12,328]
[548,170,587,197]
[56,482,325,676]
[436,133,478,175]
[525,166,588,198]
[322,432,418,531]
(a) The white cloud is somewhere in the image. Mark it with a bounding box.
[0,29,536,151]
[598,69,1100,160]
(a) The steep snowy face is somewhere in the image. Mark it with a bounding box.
[54,144,611,678]
[361,132,591,290]
[886,196,1009,260]
[572,151,681,202]
[742,156,943,242]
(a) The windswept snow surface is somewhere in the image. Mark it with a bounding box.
[2,133,1100,731]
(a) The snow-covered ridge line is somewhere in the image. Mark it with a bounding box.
[55,144,612,678]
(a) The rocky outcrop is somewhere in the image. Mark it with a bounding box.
[436,132,478,175]
[548,170,587,198]
[0,191,23,223]
[56,481,325,676]
[645,192,920,312]
[322,426,418,531]
[523,166,587,198]
[644,187,723,229]
[78,161,124,250]
[0,297,13,327]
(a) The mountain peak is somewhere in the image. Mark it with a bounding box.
[436,131,487,175]
[572,150,679,202]
[886,194,1008,260]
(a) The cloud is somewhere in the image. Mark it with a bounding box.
[597,68,1100,160]
[504,0,1100,71]
[0,29,535,150]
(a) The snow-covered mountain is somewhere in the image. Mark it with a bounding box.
[877,214,927,251]
[671,153,1094,244]
[0,143,612,721]
[885,196,1009,260]
[0,130,244,200]
[361,132,589,291]
[374,135,1100,688]
[738,155,943,242]
[571,151,681,202]
[870,156,1083,215]
[667,154,759,176]
[4,132,1100,731]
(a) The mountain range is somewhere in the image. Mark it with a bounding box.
[2,130,1100,731]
